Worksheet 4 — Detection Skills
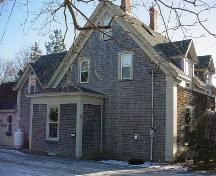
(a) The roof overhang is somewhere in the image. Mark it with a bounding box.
[27,92,105,99]
[13,64,43,91]
[0,107,17,113]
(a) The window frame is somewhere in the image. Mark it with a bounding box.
[119,52,133,80]
[28,75,36,94]
[46,105,60,141]
[184,106,194,145]
[79,59,90,83]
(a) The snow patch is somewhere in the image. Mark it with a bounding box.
[98,160,189,171]
[0,149,26,155]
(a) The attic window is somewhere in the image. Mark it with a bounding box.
[142,24,156,37]
[100,13,112,40]
[28,75,36,94]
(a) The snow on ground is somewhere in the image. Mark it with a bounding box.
[0,148,215,176]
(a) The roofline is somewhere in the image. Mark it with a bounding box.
[27,92,106,99]
[13,64,32,90]
[14,63,44,91]
[47,2,105,87]
[29,64,44,88]
[46,2,202,88]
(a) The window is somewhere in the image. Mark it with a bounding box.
[184,58,193,77]
[120,53,133,80]
[101,13,111,40]
[80,60,89,83]
[6,115,12,136]
[184,107,193,145]
[28,75,36,93]
[47,106,59,140]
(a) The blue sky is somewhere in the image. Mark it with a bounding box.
[0,0,216,63]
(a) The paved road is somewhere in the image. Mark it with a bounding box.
[0,149,215,176]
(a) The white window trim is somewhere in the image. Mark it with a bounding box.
[46,105,60,141]
[79,59,90,83]
[28,75,36,94]
[119,52,133,80]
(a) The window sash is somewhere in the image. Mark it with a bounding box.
[80,60,89,83]
[47,106,59,140]
[121,54,132,79]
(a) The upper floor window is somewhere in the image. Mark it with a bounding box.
[101,13,111,40]
[184,58,193,77]
[28,75,36,94]
[47,106,59,141]
[120,53,133,80]
[80,60,90,83]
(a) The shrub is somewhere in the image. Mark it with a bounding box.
[128,159,144,165]
[188,112,216,164]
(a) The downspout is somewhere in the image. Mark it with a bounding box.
[150,69,155,161]
[100,104,103,152]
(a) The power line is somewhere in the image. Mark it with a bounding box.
[0,0,17,45]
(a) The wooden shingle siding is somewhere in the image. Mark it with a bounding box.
[59,21,167,161]
[19,73,42,147]
[31,103,77,156]
[177,86,215,147]
[82,104,101,158]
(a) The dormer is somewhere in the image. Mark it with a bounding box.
[195,55,215,86]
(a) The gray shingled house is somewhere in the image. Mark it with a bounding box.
[14,1,215,161]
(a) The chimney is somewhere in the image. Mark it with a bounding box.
[120,0,131,14]
[149,4,158,32]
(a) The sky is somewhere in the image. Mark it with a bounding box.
[0,0,216,66]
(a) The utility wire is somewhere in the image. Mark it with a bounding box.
[0,0,17,45]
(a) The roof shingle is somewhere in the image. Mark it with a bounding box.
[0,82,17,110]
[31,51,67,86]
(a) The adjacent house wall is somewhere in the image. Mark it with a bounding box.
[0,112,18,146]
[59,21,167,161]
[177,86,215,147]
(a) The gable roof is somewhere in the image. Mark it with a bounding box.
[197,55,212,68]
[30,52,67,86]
[196,55,215,73]
[0,82,17,110]
[14,51,67,90]
[155,39,192,58]
[48,1,212,88]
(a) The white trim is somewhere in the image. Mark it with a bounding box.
[119,52,133,80]
[46,105,60,141]
[0,108,17,113]
[13,64,32,90]
[29,102,33,151]
[75,97,83,158]
[165,75,178,161]
[27,92,105,99]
